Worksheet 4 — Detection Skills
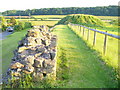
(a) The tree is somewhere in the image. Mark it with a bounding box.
[1,5,119,16]
[10,17,16,26]
[1,17,7,31]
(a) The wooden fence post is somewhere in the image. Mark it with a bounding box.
[81,26,83,35]
[93,31,96,46]
[87,29,90,41]
[83,27,85,36]
[103,31,107,55]
[79,26,81,32]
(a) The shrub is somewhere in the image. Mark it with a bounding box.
[10,17,17,25]
[14,25,23,31]
[14,21,32,31]
[24,22,32,29]
[1,24,7,32]
[1,16,7,31]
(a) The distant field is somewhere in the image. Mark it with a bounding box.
[29,20,58,26]
[97,16,118,20]
[32,15,66,19]
[4,16,29,19]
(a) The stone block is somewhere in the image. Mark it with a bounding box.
[10,62,24,69]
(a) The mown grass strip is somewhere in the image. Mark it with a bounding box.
[68,24,118,69]
[2,28,31,74]
[52,25,118,88]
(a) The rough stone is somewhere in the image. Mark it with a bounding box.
[4,25,57,83]
[11,71,21,77]
[24,65,34,74]
[27,29,41,37]
[18,46,27,53]
[24,55,35,65]
[34,57,44,67]
[24,37,36,46]
[10,62,24,69]
[50,51,56,60]
[41,52,51,59]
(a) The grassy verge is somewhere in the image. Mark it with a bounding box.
[2,28,31,74]
[52,25,118,88]
[68,24,119,69]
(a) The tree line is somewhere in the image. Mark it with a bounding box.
[1,5,119,16]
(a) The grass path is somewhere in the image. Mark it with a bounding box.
[1,28,31,74]
[52,25,117,88]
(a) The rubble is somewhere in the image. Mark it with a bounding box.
[4,25,57,82]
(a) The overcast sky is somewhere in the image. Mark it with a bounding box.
[1,0,119,12]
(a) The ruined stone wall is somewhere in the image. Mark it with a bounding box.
[6,25,57,81]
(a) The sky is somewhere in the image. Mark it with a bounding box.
[1,0,119,12]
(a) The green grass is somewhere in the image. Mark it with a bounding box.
[68,24,119,69]
[29,21,58,26]
[57,14,105,27]
[32,15,66,19]
[1,24,118,88]
[52,25,118,88]
[2,28,31,74]
[97,16,118,20]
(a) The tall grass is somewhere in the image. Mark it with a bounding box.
[68,24,118,70]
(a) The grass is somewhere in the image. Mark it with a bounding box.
[32,15,66,19]
[52,25,118,88]
[29,21,58,26]
[68,24,119,70]
[1,28,31,74]
[1,24,118,88]
[1,15,119,88]
[97,16,118,20]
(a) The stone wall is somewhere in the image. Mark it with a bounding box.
[5,25,57,81]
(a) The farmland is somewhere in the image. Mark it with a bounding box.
[1,14,119,88]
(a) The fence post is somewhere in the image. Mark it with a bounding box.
[93,31,96,46]
[79,26,81,32]
[103,31,107,55]
[83,27,85,36]
[87,29,90,41]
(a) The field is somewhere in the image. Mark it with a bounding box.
[29,21,58,26]
[4,15,65,26]
[32,15,66,19]
[97,16,118,20]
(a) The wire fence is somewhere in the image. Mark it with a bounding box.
[68,23,120,55]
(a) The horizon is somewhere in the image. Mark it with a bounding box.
[1,5,118,12]
[0,0,119,12]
